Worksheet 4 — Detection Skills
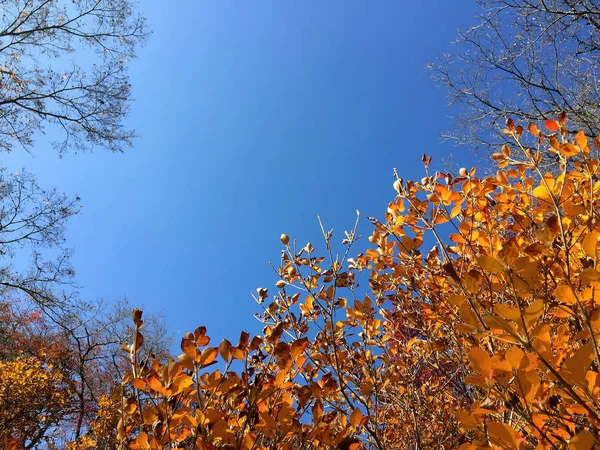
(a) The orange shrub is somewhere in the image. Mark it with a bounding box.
[119,115,600,449]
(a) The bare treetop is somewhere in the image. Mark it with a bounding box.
[431,0,600,153]
[0,0,147,153]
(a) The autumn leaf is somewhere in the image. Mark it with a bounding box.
[477,255,505,273]
[545,119,560,131]
[198,347,218,367]
[469,347,492,380]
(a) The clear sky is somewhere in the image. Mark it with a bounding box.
[4,1,481,346]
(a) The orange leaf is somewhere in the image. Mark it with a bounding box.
[575,130,588,148]
[133,332,144,353]
[219,339,231,361]
[515,370,540,402]
[524,299,544,329]
[505,346,525,370]
[291,337,309,362]
[469,347,492,380]
[181,338,197,359]
[350,408,364,427]
[560,143,579,157]
[569,430,596,450]
[172,373,193,395]
[125,397,137,415]
[448,294,467,306]
[528,123,539,136]
[312,399,323,425]
[132,378,146,390]
[198,347,219,366]
[146,373,164,394]
[545,119,560,131]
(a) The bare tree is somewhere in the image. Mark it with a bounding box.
[0,168,80,312]
[0,0,147,154]
[431,0,600,153]
[55,298,169,443]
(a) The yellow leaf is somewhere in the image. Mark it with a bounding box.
[487,421,521,450]
[448,294,466,306]
[172,373,193,395]
[554,284,577,305]
[532,185,553,202]
[477,255,505,273]
[582,232,599,257]
[524,299,544,329]
[505,346,525,370]
[515,370,540,402]
[581,268,600,285]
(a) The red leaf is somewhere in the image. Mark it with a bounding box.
[545,120,559,131]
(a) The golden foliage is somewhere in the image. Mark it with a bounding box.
[67,393,122,450]
[117,116,600,448]
[0,356,71,447]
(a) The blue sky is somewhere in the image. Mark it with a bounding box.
[4,2,481,346]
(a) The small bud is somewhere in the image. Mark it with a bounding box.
[276,280,286,288]
[280,234,290,245]
[459,167,468,177]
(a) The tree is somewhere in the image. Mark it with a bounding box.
[0,169,170,448]
[431,0,600,155]
[0,296,169,449]
[0,354,73,449]
[0,168,80,315]
[0,2,158,448]
[120,117,600,449]
[0,0,147,154]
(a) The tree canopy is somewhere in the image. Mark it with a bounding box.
[432,0,600,155]
[0,0,146,153]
